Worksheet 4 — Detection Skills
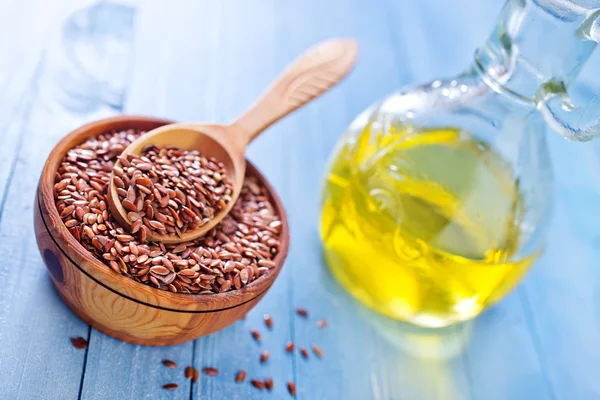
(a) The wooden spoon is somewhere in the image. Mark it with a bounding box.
[108,38,358,243]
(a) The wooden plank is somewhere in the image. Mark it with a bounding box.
[0,0,87,218]
[127,1,297,398]
[276,0,473,399]
[74,2,193,400]
[0,100,91,399]
[0,1,122,399]
[514,134,600,399]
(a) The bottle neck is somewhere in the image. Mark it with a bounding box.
[473,0,597,104]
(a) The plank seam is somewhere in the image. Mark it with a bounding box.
[77,325,92,400]
[189,339,197,400]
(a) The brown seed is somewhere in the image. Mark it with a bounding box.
[202,367,219,376]
[317,319,328,328]
[287,381,297,397]
[150,265,170,275]
[312,345,324,358]
[70,337,88,350]
[192,369,199,383]
[265,377,274,391]
[296,308,309,318]
[55,129,282,296]
[259,350,270,363]
[162,383,178,390]
[162,359,177,368]
[285,342,295,353]
[251,329,262,342]
[235,370,247,383]
[185,366,197,380]
[300,347,309,359]
[264,314,273,329]
[251,380,265,390]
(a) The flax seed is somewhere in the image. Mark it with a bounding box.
[54,128,281,295]
[296,308,308,318]
[312,345,324,358]
[70,337,88,350]
[202,367,219,376]
[287,381,297,397]
[300,347,309,359]
[162,383,178,390]
[161,359,177,368]
[251,380,265,390]
[285,342,295,353]
[264,314,273,329]
[317,319,328,328]
[235,370,247,383]
[265,377,274,391]
[251,329,262,342]
[259,350,270,363]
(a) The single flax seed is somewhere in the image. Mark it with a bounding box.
[162,383,178,390]
[312,345,324,358]
[161,359,177,368]
[202,367,219,376]
[251,329,262,342]
[264,314,273,329]
[235,370,247,383]
[296,308,308,318]
[265,377,274,391]
[259,350,270,363]
[299,347,309,359]
[70,337,88,350]
[287,381,297,397]
[251,380,266,390]
[285,341,295,353]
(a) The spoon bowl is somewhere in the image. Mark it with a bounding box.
[108,123,245,244]
[109,38,358,243]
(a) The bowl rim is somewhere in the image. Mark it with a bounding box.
[38,115,289,312]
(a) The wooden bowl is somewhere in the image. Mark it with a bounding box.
[34,116,289,346]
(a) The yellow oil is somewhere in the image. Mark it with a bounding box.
[320,125,538,327]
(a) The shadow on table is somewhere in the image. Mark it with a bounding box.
[357,305,473,361]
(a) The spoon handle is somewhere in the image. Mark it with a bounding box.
[231,38,358,144]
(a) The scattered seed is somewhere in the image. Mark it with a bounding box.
[265,377,274,391]
[285,342,295,353]
[296,308,308,318]
[260,350,270,363]
[287,381,297,397]
[202,367,219,376]
[264,314,273,329]
[251,329,262,342]
[235,370,247,383]
[162,359,177,368]
[251,380,266,390]
[317,319,328,328]
[185,366,197,380]
[192,369,199,383]
[300,347,309,359]
[70,337,88,350]
[312,345,324,358]
[162,383,178,390]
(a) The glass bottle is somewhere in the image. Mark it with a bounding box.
[320,0,600,328]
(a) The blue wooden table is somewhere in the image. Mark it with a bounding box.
[1,0,600,399]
